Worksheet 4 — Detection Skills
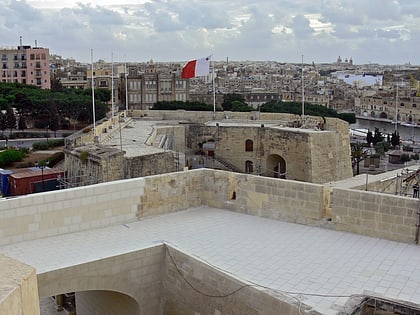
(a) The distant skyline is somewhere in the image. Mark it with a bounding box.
[1,0,419,65]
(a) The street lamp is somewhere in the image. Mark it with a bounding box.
[45,125,49,145]
[35,160,49,192]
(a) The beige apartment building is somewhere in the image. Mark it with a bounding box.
[356,94,420,124]
[1,44,51,89]
[120,73,189,110]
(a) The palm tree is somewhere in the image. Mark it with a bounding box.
[351,142,367,175]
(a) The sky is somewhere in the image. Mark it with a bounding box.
[1,0,419,65]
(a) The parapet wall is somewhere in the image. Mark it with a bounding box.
[0,169,418,247]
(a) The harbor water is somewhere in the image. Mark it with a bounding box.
[350,118,420,143]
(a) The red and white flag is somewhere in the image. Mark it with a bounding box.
[182,56,210,78]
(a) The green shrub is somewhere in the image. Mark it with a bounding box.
[400,153,411,163]
[46,151,65,167]
[0,149,25,167]
[412,153,419,161]
[32,141,49,150]
[32,139,64,150]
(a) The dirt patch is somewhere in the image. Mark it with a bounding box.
[11,151,58,169]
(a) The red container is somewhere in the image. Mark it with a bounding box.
[9,168,65,196]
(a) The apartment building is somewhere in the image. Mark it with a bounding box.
[121,72,189,110]
[1,45,50,89]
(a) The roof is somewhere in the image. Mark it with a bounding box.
[9,168,64,179]
[1,206,420,315]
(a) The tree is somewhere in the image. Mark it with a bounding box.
[366,130,373,146]
[231,100,253,112]
[0,112,7,135]
[222,93,246,111]
[351,142,367,175]
[5,107,16,134]
[372,128,383,145]
[18,115,27,132]
[391,131,400,148]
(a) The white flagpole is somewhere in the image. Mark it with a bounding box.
[212,54,216,115]
[91,49,96,138]
[111,52,114,125]
[301,54,305,127]
[125,56,128,114]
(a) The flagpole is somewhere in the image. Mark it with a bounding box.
[212,54,216,116]
[91,49,96,139]
[111,52,114,125]
[125,55,128,114]
[301,54,305,127]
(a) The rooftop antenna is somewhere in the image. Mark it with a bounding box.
[35,40,37,48]
[19,36,22,47]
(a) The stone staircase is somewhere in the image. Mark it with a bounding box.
[213,155,241,173]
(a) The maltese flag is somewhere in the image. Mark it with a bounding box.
[182,56,210,78]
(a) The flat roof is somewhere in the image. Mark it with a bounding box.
[1,206,420,314]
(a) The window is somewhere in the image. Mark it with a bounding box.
[30,54,35,60]
[413,104,417,108]
[245,139,253,152]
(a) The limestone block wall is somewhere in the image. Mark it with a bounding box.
[145,125,186,152]
[132,109,301,124]
[65,145,125,183]
[38,245,165,314]
[125,152,177,178]
[137,170,204,218]
[201,170,326,225]
[162,246,313,315]
[0,254,40,315]
[185,124,351,183]
[330,188,419,243]
[0,177,145,246]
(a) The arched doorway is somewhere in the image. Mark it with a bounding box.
[245,160,253,174]
[379,112,388,119]
[266,154,286,178]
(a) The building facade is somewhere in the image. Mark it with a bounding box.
[1,45,50,89]
[121,73,189,110]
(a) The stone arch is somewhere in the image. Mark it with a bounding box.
[245,160,253,173]
[379,112,388,119]
[75,290,141,315]
[370,111,376,117]
[245,139,253,152]
[266,154,286,178]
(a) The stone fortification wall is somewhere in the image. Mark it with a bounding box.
[125,152,178,178]
[65,113,125,148]
[162,246,313,315]
[145,125,186,152]
[330,188,418,243]
[65,145,125,183]
[132,109,300,124]
[185,124,351,183]
[0,169,417,247]
[200,170,326,225]
[0,254,40,315]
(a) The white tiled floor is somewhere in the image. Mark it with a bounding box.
[2,206,420,314]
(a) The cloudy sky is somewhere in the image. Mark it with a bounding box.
[1,0,419,65]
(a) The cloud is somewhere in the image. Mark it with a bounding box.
[0,0,419,64]
[289,14,314,37]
